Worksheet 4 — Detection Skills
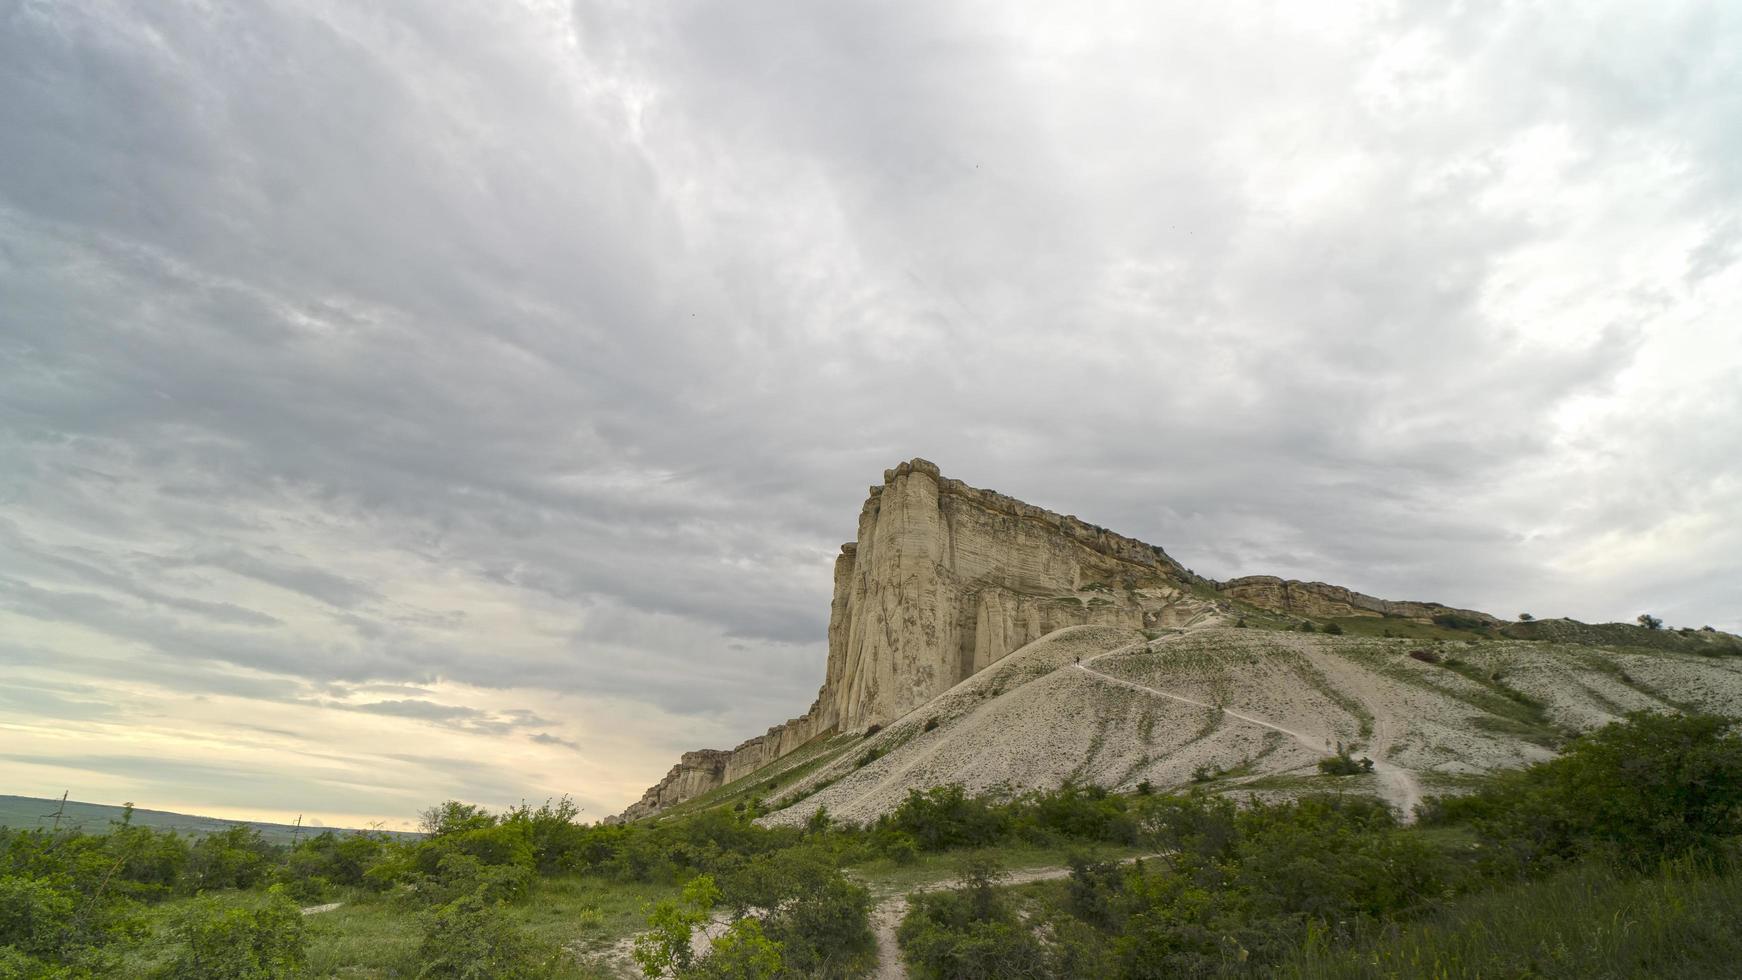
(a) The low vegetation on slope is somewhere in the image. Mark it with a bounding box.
[5,713,1739,978]
[896,711,1742,980]
[756,624,1742,829]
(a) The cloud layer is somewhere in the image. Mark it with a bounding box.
[2,0,1738,825]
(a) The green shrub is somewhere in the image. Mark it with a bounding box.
[758,866,873,978]
[897,859,1047,979]
[0,874,77,959]
[159,887,306,979]
[889,787,1008,851]
[633,875,720,978]
[187,826,278,892]
[418,801,497,837]
[1063,855,1124,929]
[1318,747,1375,776]
[689,918,783,980]
[501,797,588,875]
[283,831,385,890]
[1466,711,1742,871]
[411,892,557,979]
[1018,784,1136,844]
[1432,612,1487,631]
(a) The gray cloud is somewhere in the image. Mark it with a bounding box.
[1,0,1738,822]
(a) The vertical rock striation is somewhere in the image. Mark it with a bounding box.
[614,458,1214,821]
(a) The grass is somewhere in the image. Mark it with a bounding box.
[1275,858,1742,979]
[1343,642,1565,749]
[1233,771,1346,792]
[1435,659,1563,746]
[1323,616,1496,644]
[114,875,679,979]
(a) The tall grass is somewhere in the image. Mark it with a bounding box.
[1277,857,1742,979]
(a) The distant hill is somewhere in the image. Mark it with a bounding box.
[0,795,417,843]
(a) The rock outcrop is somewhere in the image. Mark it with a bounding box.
[1217,575,1499,625]
[614,458,1512,822]
[812,459,1209,731]
[614,458,1214,821]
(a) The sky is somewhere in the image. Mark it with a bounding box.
[1,0,1738,830]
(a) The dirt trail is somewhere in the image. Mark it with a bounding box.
[298,902,342,915]
[869,856,1161,980]
[1074,645,1423,821]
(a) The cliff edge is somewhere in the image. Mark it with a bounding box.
[613,459,1512,822]
[614,458,1219,820]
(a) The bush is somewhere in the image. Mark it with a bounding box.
[501,797,588,874]
[187,826,277,892]
[1019,784,1136,844]
[1407,648,1441,664]
[889,787,1008,851]
[0,874,78,959]
[160,887,307,979]
[1318,747,1375,776]
[762,872,873,978]
[897,859,1047,979]
[1433,613,1488,631]
[281,831,384,894]
[690,918,783,979]
[633,875,720,978]
[1064,855,1124,929]
[419,801,497,837]
[1637,613,1664,631]
[1323,622,1346,635]
[1468,711,1742,871]
[411,892,557,979]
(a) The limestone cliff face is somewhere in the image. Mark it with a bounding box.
[1218,575,1499,625]
[614,458,1211,821]
[612,461,1524,822]
[812,458,1204,731]
[617,751,729,819]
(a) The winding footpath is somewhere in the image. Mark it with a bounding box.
[867,855,1163,980]
[1073,645,1423,820]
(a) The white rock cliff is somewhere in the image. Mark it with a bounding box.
[615,458,1215,820]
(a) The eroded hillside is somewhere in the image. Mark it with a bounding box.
[751,624,1742,827]
[617,457,1742,823]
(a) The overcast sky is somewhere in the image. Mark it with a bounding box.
[2,0,1738,829]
